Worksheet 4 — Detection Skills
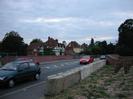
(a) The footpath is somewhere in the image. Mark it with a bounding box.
[1,55,76,65]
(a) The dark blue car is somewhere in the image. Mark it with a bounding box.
[0,60,41,87]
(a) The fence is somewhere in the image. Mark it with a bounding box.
[106,55,133,74]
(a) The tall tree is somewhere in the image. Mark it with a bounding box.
[117,19,133,56]
[98,41,108,54]
[89,38,94,47]
[107,43,115,54]
[0,41,2,52]
[30,38,43,44]
[2,31,27,55]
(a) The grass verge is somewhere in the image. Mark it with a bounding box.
[45,65,133,99]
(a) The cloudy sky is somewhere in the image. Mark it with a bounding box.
[0,0,133,44]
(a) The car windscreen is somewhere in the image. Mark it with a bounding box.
[1,62,18,71]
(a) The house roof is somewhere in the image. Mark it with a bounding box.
[27,42,44,51]
[66,41,80,50]
[45,37,58,48]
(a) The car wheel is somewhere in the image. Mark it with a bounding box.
[35,73,40,80]
[8,79,15,88]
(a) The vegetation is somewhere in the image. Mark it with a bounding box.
[0,31,117,56]
[1,31,27,56]
[0,19,132,56]
[30,38,43,44]
[41,48,55,55]
[117,19,133,56]
[45,65,133,99]
[81,39,116,55]
[81,19,133,56]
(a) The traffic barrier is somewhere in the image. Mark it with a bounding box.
[45,74,64,95]
[80,60,106,80]
[44,69,81,96]
[44,60,106,96]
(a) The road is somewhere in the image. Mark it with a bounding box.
[0,59,84,99]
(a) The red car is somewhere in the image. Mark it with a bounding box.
[80,56,94,64]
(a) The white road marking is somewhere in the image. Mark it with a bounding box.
[64,63,69,65]
[45,66,50,69]
[40,59,79,65]
[54,65,58,68]
[0,81,46,98]
[70,62,74,64]
[64,62,74,65]
[60,64,64,67]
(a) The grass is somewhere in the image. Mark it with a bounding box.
[45,65,133,99]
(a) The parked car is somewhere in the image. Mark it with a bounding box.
[0,59,41,88]
[80,56,94,64]
[100,55,106,60]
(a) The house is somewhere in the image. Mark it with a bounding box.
[28,37,66,56]
[65,41,83,55]
[53,43,66,56]
[27,42,45,56]
[45,37,58,48]
[45,37,66,56]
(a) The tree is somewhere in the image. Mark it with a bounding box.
[1,31,27,55]
[91,44,102,55]
[117,19,133,56]
[98,41,108,54]
[0,41,2,52]
[30,38,43,44]
[107,43,116,54]
[81,43,88,50]
[89,38,94,47]
[86,40,116,55]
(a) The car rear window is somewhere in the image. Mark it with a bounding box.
[29,62,36,67]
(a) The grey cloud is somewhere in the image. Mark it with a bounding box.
[0,0,133,44]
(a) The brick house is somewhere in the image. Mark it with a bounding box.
[54,43,65,56]
[45,37,58,48]
[65,41,83,55]
[27,37,66,56]
[45,37,65,56]
[27,42,45,56]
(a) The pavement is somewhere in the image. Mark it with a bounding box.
[0,59,82,99]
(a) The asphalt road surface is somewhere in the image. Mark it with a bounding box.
[0,59,86,99]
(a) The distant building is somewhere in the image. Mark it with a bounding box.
[28,37,66,56]
[65,41,83,55]
[53,43,65,56]
[45,37,58,48]
[45,37,66,56]
[27,42,45,56]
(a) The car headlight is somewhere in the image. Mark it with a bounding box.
[0,77,6,80]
